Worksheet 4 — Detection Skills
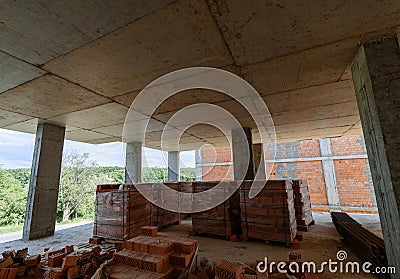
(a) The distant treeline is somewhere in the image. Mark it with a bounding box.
[0,152,195,226]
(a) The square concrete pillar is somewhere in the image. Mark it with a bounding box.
[252,143,266,180]
[125,142,142,184]
[168,151,180,182]
[351,36,400,272]
[23,123,65,240]
[232,127,254,180]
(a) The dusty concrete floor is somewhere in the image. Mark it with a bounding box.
[0,213,383,278]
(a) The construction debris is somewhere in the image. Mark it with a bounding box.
[0,243,114,279]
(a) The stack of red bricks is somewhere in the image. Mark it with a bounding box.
[292,180,314,231]
[150,182,181,229]
[191,181,239,239]
[93,184,151,241]
[240,180,297,244]
[150,182,193,229]
[108,227,198,279]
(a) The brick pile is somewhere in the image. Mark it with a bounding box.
[0,243,114,279]
[150,182,181,228]
[93,184,151,241]
[150,182,193,229]
[240,180,297,244]
[191,181,240,239]
[107,227,198,279]
[292,180,314,231]
[215,260,244,279]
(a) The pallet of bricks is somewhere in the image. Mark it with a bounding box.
[292,180,314,232]
[240,180,297,245]
[93,184,151,241]
[191,181,241,240]
[150,182,193,229]
[104,226,198,279]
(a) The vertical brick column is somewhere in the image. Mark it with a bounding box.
[23,123,65,240]
[351,36,400,271]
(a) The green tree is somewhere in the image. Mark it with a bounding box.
[0,167,27,226]
[8,168,31,187]
[58,152,113,222]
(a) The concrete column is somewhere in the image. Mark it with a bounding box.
[195,150,202,181]
[319,138,341,208]
[125,142,142,184]
[168,151,180,182]
[351,36,400,272]
[252,143,266,180]
[232,127,254,180]
[23,123,65,240]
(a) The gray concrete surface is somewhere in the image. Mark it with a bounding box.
[23,123,65,240]
[352,37,400,274]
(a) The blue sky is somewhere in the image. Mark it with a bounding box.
[0,129,195,169]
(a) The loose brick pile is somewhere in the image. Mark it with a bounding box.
[240,180,297,244]
[215,260,244,279]
[292,180,314,231]
[106,228,198,279]
[93,184,151,241]
[0,243,114,279]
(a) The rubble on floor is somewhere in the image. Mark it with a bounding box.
[0,243,114,279]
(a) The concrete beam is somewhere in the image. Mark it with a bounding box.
[168,151,180,182]
[23,123,65,240]
[252,143,266,180]
[351,36,400,273]
[232,127,254,180]
[125,142,142,184]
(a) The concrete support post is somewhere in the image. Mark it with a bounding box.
[168,151,180,182]
[252,143,266,180]
[232,127,254,180]
[195,150,202,181]
[319,138,341,208]
[23,123,65,240]
[125,142,142,184]
[351,36,400,273]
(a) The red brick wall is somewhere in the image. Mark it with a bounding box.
[202,164,234,181]
[200,135,376,211]
[334,159,375,207]
[331,136,365,156]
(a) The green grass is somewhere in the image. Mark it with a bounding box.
[57,216,93,225]
[0,216,94,234]
[0,224,23,234]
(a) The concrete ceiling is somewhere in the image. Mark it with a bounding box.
[1,0,400,151]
